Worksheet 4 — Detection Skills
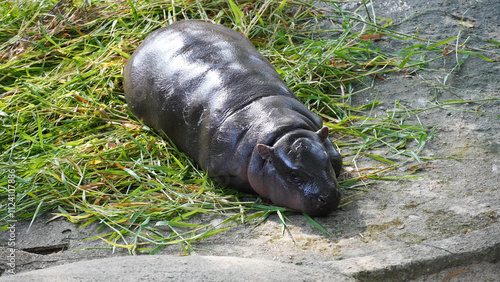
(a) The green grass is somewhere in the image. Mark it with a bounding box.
[0,0,496,254]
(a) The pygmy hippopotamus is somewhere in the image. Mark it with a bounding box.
[123,20,342,216]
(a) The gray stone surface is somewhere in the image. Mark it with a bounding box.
[0,255,355,282]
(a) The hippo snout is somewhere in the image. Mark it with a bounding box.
[302,186,341,217]
[303,196,340,216]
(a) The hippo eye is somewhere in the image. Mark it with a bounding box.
[290,171,301,183]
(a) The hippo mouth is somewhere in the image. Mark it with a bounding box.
[269,183,341,217]
[301,189,341,216]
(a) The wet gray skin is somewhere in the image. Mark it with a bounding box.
[123,20,342,216]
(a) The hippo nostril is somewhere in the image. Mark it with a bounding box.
[318,195,326,204]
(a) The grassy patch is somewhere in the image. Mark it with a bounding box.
[0,0,495,253]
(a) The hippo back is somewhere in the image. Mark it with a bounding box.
[123,21,295,160]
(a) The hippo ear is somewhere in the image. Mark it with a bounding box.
[257,144,273,160]
[316,126,329,142]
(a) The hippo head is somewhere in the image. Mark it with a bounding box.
[249,127,341,216]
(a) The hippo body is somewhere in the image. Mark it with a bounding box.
[123,20,342,216]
